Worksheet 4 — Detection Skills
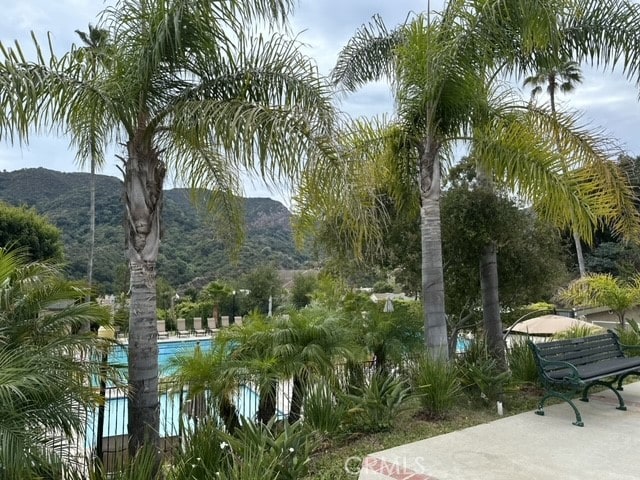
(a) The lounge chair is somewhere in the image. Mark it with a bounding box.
[193,317,208,336]
[207,317,220,333]
[220,316,229,327]
[157,320,169,339]
[176,318,190,337]
[234,316,243,326]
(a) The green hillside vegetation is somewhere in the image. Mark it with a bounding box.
[0,168,310,293]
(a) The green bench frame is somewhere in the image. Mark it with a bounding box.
[527,330,640,426]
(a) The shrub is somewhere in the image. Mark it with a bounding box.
[342,371,412,432]
[506,337,539,385]
[616,319,640,356]
[302,379,347,438]
[169,418,317,480]
[457,338,510,402]
[552,324,603,340]
[409,354,462,419]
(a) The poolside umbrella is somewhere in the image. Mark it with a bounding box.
[506,315,598,337]
[383,297,394,313]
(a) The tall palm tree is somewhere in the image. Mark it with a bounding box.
[0,248,111,478]
[525,60,588,277]
[0,0,334,456]
[297,0,640,362]
[74,25,110,329]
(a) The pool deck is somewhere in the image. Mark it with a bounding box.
[117,331,217,344]
[359,381,640,480]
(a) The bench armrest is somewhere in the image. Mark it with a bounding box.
[538,358,581,381]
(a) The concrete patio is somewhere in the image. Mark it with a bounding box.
[359,381,640,479]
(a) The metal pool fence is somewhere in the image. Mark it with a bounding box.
[66,358,408,473]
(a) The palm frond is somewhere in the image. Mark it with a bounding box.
[332,15,402,91]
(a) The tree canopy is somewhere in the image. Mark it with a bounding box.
[0,202,63,262]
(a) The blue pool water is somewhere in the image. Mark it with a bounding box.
[108,338,212,376]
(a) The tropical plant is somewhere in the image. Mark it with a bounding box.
[0,0,334,456]
[295,0,640,367]
[0,248,111,478]
[525,59,587,277]
[200,281,233,328]
[557,273,640,327]
[73,24,111,306]
[410,353,462,419]
[168,416,317,480]
[551,324,604,339]
[617,319,640,356]
[457,337,511,403]
[272,307,354,422]
[506,337,540,386]
[166,338,241,433]
[302,379,347,438]
[342,371,412,432]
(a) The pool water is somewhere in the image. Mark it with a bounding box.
[88,338,260,450]
[108,338,212,376]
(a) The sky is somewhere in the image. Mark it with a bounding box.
[1,0,640,201]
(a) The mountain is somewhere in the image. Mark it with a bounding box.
[0,168,311,292]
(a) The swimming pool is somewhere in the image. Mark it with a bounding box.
[108,337,212,376]
[89,338,267,447]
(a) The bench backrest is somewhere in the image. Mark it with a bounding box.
[528,331,624,370]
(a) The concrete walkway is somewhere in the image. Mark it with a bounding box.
[359,382,640,479]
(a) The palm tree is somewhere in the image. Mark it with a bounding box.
[74,25,110,329]
[200,281,233,329]
[525,60,588,277]
[0,0,334,456]
[270,307,354,422]
[298,0,640,362]
[168,339,242,433]
[0,248,111,478]
[217,314,282,424]
[557,273,640,327]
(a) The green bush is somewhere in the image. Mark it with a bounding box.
[169,418,316,480]
[410,354,462,418]
[616,319,640,356]
[342,371,412,432]
[552,324,603,340]
[302,379,347,438]
[506,338,539,385]
[457,338,510,402]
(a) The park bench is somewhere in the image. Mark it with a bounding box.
[527,330,640,426]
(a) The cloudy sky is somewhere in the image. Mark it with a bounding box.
[1,0,639,200]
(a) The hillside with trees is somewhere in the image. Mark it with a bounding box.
[0,168,311,293]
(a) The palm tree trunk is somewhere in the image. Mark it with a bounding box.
[479,241,506,371]
[219,396,241,434]
[288,375,304,423]
[257,379,277,424]
[124,137,165,458]
[573,229,587,277]
[88,158,95,297]
[80,157,96,334]
[550,77,587,278]
[419,137,449,360]
[128,261,160,454]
